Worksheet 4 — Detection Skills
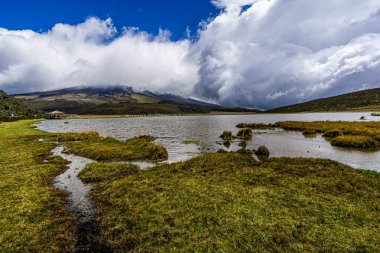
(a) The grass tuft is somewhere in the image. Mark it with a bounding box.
[236,128,253,140]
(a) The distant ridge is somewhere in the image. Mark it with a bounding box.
[14,86,259,115]
[0,90,43,121]
[267,88,380,113]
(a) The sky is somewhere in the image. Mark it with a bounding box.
[0,0,217,40]
[1,0,380,109]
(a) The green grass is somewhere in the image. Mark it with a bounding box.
[81,153,380,252]
[66,135,168,162]
[0,120,76,252]
[331,135,377,149]
[239,121,380,150]
[219,130,233,140]
[266,87,380,113]
[236,128,253,140]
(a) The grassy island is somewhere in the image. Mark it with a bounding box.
[238,121,380,150]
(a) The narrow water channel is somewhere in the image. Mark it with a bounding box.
[52,146,110,252]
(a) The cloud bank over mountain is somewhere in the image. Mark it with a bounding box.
[1,0,380,108]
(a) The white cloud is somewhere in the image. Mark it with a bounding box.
[0,18,198,96]
[194,0,380,108]
[1,1,380,108]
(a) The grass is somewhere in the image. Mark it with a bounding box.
[266,87,380,113]
[238,121,380,150]
[66,135,168,162]
[80,153,380,252]
[331,135,378,149]
[219,130,233,140]
[236,128,253,140]
[0,120,75,252]
[256,146,270,156]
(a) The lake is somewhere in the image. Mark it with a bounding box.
[36,112,380,171]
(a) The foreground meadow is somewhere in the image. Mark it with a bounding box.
[0,120,379,252]
[82,155,380,251]
[0,120,76,252]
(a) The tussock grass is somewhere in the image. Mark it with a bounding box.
[81,153,380,252]
[0,120,75,252]
[66,135,168,162]
[219,130,233,140]
[238,121,380,150]
[236,128,253,140]
[50,131,100,142]
[331,135,377,149]
[256,145,270,156]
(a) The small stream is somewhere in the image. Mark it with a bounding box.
[52,146,110,252]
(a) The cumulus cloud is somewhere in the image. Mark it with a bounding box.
[194,0,380,108]
[1,0,380,108]
[0,18,198,96]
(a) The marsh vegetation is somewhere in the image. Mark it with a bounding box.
[1,119,380,252]
[238,121,380,150]
[80,153,380,252]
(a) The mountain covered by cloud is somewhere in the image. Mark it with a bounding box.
[1,0,380,109]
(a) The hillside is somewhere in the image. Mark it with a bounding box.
[14,86,259,115]
[0,90,43,121]
[267,88,380,113]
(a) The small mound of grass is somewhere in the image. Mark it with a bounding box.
[256,145,270,157]
[371,113,380,116]
[219,131,233,140]
[331,135,378,149]
[66,135,168,162]
[236,128,253,140]
[322,129,341,138]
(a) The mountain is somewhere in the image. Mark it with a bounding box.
[14,86,259,115]
[0,90,43,121]
[267,88,380,113]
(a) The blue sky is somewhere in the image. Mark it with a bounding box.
[0,0,217,39]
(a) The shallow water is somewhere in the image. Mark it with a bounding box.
[52,147,111,252]
[52,146,95,221]
[40,113,380,171]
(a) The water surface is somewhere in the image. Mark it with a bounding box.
[39,113,380,171]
